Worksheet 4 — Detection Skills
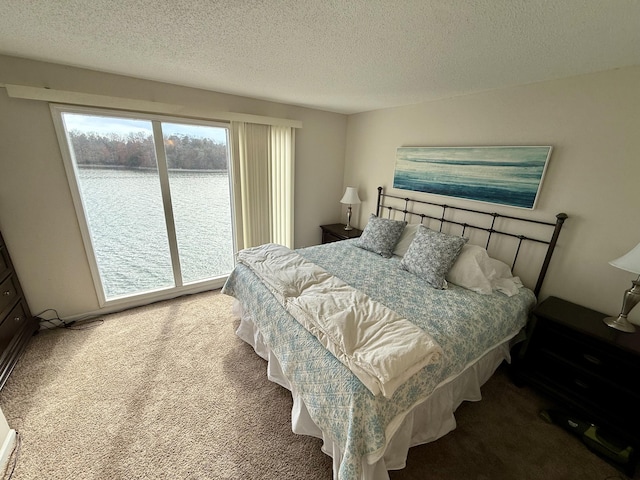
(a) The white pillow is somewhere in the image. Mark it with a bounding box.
[486,258,523,296]
[487,258,512,280]
[446,245,524,296]
[446,244,494,294]
[393,223,420,256]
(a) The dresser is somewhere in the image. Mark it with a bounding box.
[515,296,640,457]
[320,223,363,244]
[0,231,38,390]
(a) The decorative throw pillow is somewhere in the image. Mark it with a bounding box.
[400,225,467,289]
[355,214,407,258]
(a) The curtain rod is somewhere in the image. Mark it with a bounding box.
[1,84,303,128]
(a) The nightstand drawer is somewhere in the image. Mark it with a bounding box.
[320,224,363,244]
[323,231,344,243]
[536,352,640,423]
[534,321,640,389]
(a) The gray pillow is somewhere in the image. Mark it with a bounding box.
[400,225,467,289]
[355,214,407,258]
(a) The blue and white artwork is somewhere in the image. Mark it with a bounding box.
[393,146,552,209]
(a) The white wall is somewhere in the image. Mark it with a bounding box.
[0,406,15,471]
[344,66,640,324]
[0,55,347,318]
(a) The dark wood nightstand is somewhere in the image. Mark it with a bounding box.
[514,296,640,472]
[320,224,363,244]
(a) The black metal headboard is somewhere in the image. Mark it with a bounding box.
[375,186,567,297]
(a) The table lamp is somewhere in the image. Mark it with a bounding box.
[604,242,640,332]
[340,187,361,231]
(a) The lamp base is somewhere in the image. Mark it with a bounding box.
[344,205,353,231]
[603,279,640,333]
[603,315,637,333]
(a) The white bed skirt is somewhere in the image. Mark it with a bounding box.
[232,300,512,480]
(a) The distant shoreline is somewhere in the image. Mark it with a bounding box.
[77,164,228,173]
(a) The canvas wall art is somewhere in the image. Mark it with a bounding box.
[393,146,552,209]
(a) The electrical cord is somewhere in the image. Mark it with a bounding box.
[33,308,103,330]
[66,317,104,330]
[33,308,73,329]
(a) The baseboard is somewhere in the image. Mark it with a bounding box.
[0,428,16,473]
[59,279,227,325]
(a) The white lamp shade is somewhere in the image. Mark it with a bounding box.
[609,242,640,275]
[340,187,361,205]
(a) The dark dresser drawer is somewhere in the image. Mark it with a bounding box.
[0,247,9,279]
[0,302,27,354]
[0,274,19,314]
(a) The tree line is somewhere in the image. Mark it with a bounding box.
[69,131,228,170]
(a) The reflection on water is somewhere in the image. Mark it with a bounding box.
[78,167,234,299]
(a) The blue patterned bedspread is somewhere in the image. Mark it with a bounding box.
[222,240,536,479]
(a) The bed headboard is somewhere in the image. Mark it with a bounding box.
[375,186,567,297]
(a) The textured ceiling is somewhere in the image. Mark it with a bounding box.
[1,0,639,114]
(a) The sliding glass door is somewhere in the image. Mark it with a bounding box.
[163,123,234,284]
[52,106,234,305]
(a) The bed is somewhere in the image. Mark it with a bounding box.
[221,186,567,480]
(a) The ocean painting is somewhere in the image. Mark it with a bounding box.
[393,146,552,209]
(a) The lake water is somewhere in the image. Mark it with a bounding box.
[78,167,234,299]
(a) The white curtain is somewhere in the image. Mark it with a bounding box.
[231,121,295,250]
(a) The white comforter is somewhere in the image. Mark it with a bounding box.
[236,243,443,398]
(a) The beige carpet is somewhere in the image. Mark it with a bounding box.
[0,290,632,480]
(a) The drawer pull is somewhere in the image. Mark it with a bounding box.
[582,354,602,365]
[573,378,589,389]
[3,290,11,296]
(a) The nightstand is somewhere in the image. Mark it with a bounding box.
[514,296,640,472]
[320,224,363,244]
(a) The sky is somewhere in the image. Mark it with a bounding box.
[63,113,228,144]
